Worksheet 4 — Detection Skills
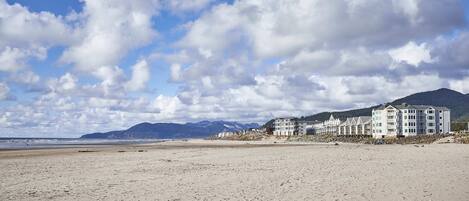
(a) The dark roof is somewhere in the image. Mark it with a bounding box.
[374,103,449,111]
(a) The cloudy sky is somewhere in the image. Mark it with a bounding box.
[0,0,468,137]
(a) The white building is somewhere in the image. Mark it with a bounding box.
[217,131,236,138]
[297,120,317,135]
[273,118,316,136]
[338,116,372,136]
[312,115,342,135]
[273,117,298,136]
[372,103,451,138]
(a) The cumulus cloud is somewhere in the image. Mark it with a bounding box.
[9,71,40,85]
[0,0,75,76]
[179,0,465,59]
[0,0,75,48]
[163,0,213,13]
[0,46,46,72]
[125,60,150,91]
[60,0,159,74]
[389,41,434,67]
[0,83,13,101]
[449,77,469,94]
[170,63,182,82]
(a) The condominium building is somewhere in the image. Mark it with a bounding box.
[372,103,451,138]
[273,117,298,136]
[273,118,316,136]
[297,120,317,135]
[338,116,372,136]
[312,115,342,135]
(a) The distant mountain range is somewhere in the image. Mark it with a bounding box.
[81,121,259,139]
[263,88,469,128]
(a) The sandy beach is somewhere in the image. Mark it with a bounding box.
[1,140,468,201]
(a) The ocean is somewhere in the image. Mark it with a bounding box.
[0,138,164,150]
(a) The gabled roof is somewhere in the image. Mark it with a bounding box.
[394,103,449,111]
[339,116,372,126]
[374,103,449,111]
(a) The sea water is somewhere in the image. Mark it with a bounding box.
[0,138,165,150]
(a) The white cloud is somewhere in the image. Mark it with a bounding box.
[0,0,75,76]
[125,59,150,91]
[392,0,421,24]
[0,0,75,48]
[179,0,464,60]
[170,63,182,82]
[163,0,213,13]
[151,95,183,116]
[0,46,46,72]
[0,83,12,100]
[449,77,469,94]
[9,70,40,85]
[389,41,433,67]
[92,66,125,87]
[60,0,159,73]
[47,73,78,94]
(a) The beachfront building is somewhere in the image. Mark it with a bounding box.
[297,120,318,135]
[372,103,451,138]
[273,117,298,136]
[312,115,342,135]
[338,116,372,136]
[217,131,236,138]
[273,118,317,136]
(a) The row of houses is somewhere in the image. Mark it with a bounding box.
[273,103,451,138]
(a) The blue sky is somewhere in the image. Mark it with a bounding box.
[0,0,468,137]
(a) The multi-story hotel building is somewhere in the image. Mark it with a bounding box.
[273,118,316,136]
[273,117,298,136]
[372,103,450,138]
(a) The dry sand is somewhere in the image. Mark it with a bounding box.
[1,140,468,201]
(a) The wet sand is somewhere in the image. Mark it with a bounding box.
[1,140,468,200]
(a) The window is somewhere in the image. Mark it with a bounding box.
[428,110,434,114]
[428,116,434,120]
[404,116,407,119]
[428,123,434,126]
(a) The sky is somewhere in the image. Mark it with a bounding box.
[0,0,468,137]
